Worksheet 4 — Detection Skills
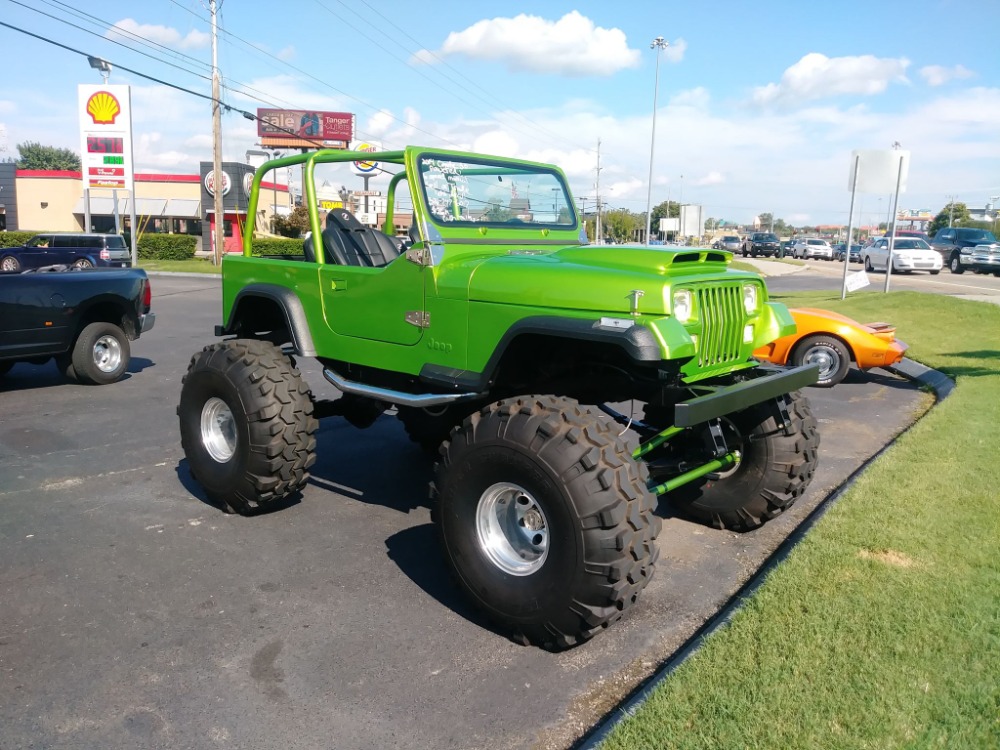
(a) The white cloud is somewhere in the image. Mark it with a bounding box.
[107,19,210,50]
[695,171,725,186]
[473,130,519,157]
[919,64,974,87]
[753,53,910,104]
[276,46,296,62]
[413,11,640,77]
[663,38,687,64]
[366,110,395,137]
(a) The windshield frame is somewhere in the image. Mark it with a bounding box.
[414,151,578,231]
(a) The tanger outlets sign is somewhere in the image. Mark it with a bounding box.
[78,84,135,190]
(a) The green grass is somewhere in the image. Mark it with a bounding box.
[603,291,1000,750]
[138,258,221,274]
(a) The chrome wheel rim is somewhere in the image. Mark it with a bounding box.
[201,397,236,462]
[803,345,838,381]
[93,335,123,373]
[1,257,17,271]
[476,482,549,576]
[73,259,93,269]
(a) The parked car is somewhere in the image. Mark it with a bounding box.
[930,227,1000,275]
[833,243,862,262]
[862,237,942,274]
[894,229,930,244]
[754,307,908,387]
[778,240,794,258]
[791,238,834,260]
[0,233,132,272]
[741,232,780,257]
[0,265,154,384]
[718,235,741,252]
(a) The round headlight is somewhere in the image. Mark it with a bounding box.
[742,284,759,314]
[673,289,692,322]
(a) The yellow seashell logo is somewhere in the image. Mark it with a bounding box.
[86,91,121,125]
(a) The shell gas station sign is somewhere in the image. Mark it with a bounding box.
[78,84,135,190]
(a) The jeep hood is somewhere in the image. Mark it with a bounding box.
[461,245,747,315]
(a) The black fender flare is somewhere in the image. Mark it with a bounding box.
[218,284,317,356]
[419,315,662,391]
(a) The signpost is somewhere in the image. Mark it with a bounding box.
[78,83,137,266]
[841,149,910,299]
[350,142,381,218]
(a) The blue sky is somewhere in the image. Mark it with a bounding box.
[1,0,998,226]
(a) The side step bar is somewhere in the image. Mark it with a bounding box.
[322,367,485,408]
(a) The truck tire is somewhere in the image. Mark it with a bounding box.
[949,254,964,274]
[432,395,660,649]
[71,322,130,385]
[644,390,819,531]
[791,334,850,387]
[178,339,317,515]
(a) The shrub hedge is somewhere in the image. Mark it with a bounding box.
[251,237,304,256]
[0,231,37,248]
[134,234,197,260]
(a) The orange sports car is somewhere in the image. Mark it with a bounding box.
[753,307,908,387]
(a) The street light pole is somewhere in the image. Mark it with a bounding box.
[644,36,669,246]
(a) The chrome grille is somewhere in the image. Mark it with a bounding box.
[695,284,744,367]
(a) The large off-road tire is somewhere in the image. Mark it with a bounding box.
[791,334,851,387]
[432,395,661,650]
[71,322,130,385]
[644,390,819,531]
[178,339,317,515]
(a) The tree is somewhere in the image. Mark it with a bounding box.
[603,209,639,244]
[16,141,81,171]
[651,200,679,221]
[273,205,311,238]
[927,202,970,236]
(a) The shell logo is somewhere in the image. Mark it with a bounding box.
[86,91,122,125]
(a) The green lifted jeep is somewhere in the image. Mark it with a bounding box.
[178,147,819,649]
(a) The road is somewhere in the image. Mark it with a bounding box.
[761,257,1000,304]
[0,275,933,750]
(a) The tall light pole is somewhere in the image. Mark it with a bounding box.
[644,36,669,246]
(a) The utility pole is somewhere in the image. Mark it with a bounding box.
[210,0,224,265]
[948,195,955,228]
[594,138,602,245]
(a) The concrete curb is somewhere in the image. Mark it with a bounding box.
[574,358,954,750]
[145,271,221,280]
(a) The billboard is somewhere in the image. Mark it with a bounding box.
[78,84,134,190]
[256,109,354,148]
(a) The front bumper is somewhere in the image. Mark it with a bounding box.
[960,252,1000,271]
[673,363,819,427]
[894,257,942,271]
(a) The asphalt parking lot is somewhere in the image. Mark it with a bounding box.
[0,274,933,750]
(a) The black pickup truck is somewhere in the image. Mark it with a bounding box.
[0,266,155,384]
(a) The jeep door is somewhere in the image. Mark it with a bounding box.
[319,255,424,345]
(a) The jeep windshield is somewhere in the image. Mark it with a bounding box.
[955,228,997,243]
[417,154,575,228]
